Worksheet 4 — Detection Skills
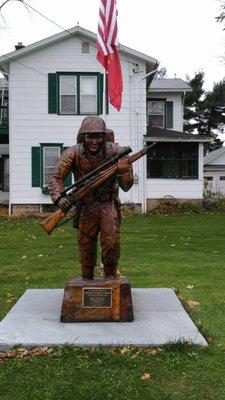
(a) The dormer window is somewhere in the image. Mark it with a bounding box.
[148,100,164,128]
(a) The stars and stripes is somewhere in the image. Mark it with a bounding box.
[96,0,123,111]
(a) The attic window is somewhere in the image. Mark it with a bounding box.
[82,42,90,53]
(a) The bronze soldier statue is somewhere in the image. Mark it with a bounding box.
[48,116,134,280]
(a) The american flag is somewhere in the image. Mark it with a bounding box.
[96,0,123,111]
[97,0,119,58]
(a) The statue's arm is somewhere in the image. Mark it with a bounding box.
[48,147,76,204]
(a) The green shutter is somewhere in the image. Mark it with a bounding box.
[98,74,104,115]
[48,73,57,114]
[31,147,41,187]
[63,147,72,187]
[166,101,173,129]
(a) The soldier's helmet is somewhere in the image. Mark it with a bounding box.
[79,116,106,135]
[77,116,115,144]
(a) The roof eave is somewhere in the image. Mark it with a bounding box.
[0,25,158,67]
[144,136,211,143]
[148,88,192,93]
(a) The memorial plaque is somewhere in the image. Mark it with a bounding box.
[82,288,112,308]
[60,277,134,322]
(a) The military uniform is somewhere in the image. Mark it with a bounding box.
[49,126,133,279]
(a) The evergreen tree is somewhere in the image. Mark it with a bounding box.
[184,73,225,151]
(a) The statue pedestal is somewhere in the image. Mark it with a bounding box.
[60,276,134,322]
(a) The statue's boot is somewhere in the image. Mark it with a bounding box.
[82,265,94,280]
[104,264,117,278]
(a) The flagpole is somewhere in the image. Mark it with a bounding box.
[103,70,107,123]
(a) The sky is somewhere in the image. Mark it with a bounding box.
[0,0,224,90]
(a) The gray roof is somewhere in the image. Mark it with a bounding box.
[145,127,211,142]
[0,78,8,90]
[203,146,225,165]
[149,78,192,92]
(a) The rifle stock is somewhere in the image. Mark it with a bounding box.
[41,208,65,235]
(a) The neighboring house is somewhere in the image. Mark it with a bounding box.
[0,25,209,213]
[144,78,210,209]
[204,147,225,195]
[0,77,9,202]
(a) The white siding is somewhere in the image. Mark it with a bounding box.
[146,179,203,199]
[204,170,225,195]
[9,35,147,206]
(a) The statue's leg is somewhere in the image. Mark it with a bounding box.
[100,202,120,277]
[77,205,99,279]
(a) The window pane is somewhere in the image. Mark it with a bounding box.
[80,76,97,114]
[43,147,60,185]
[60,76,77,114]
[44,167,55,185]
[149,115,164,128]
[173,143,198,160]
[173,160,198,179]
[61,95,76,114]
[44,147,60,167]
[148,101,164,114]
[147,160,173,178]
[148,143,172,160]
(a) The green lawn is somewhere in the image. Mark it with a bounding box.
[0,213,225,400]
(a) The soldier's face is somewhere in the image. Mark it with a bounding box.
[84,133,104,154]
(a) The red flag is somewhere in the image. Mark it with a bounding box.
[96,0,123,111]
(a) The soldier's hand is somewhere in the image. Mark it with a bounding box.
[117,157,130,174]
[58,197,72,213]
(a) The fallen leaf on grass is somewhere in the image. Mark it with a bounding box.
[213,251,219,254]
[188,352,197,357]
[186,285,194,290]
[171,244,176,247]
[148,347,163,356]
[120,347,130,355]
[38,254,43,258]
[187,300,200,309]
[21,255,27,260]
[141,373,152,381]
[59,245,63,249]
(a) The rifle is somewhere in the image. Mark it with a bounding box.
[41,142,156,235]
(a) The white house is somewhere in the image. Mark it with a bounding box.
[204,147,225,195]
[0,25,209,213]
[0,77,9,201]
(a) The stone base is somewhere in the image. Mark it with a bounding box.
[0,289,208,349]
[61,277,134,322]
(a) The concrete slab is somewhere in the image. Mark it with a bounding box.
[0,288,208,350]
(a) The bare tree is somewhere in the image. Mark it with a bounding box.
[216,1,225,28]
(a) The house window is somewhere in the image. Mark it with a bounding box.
[205,177,213,181]
[80,76,98,114]
[148,101,164,128]
[58,73,100,115]
[0,97,8,126]
[31,144,72,189]
[59,76,77,114]
[42,146,61,185]
[147,142,198,179]
[220,176,225,180]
